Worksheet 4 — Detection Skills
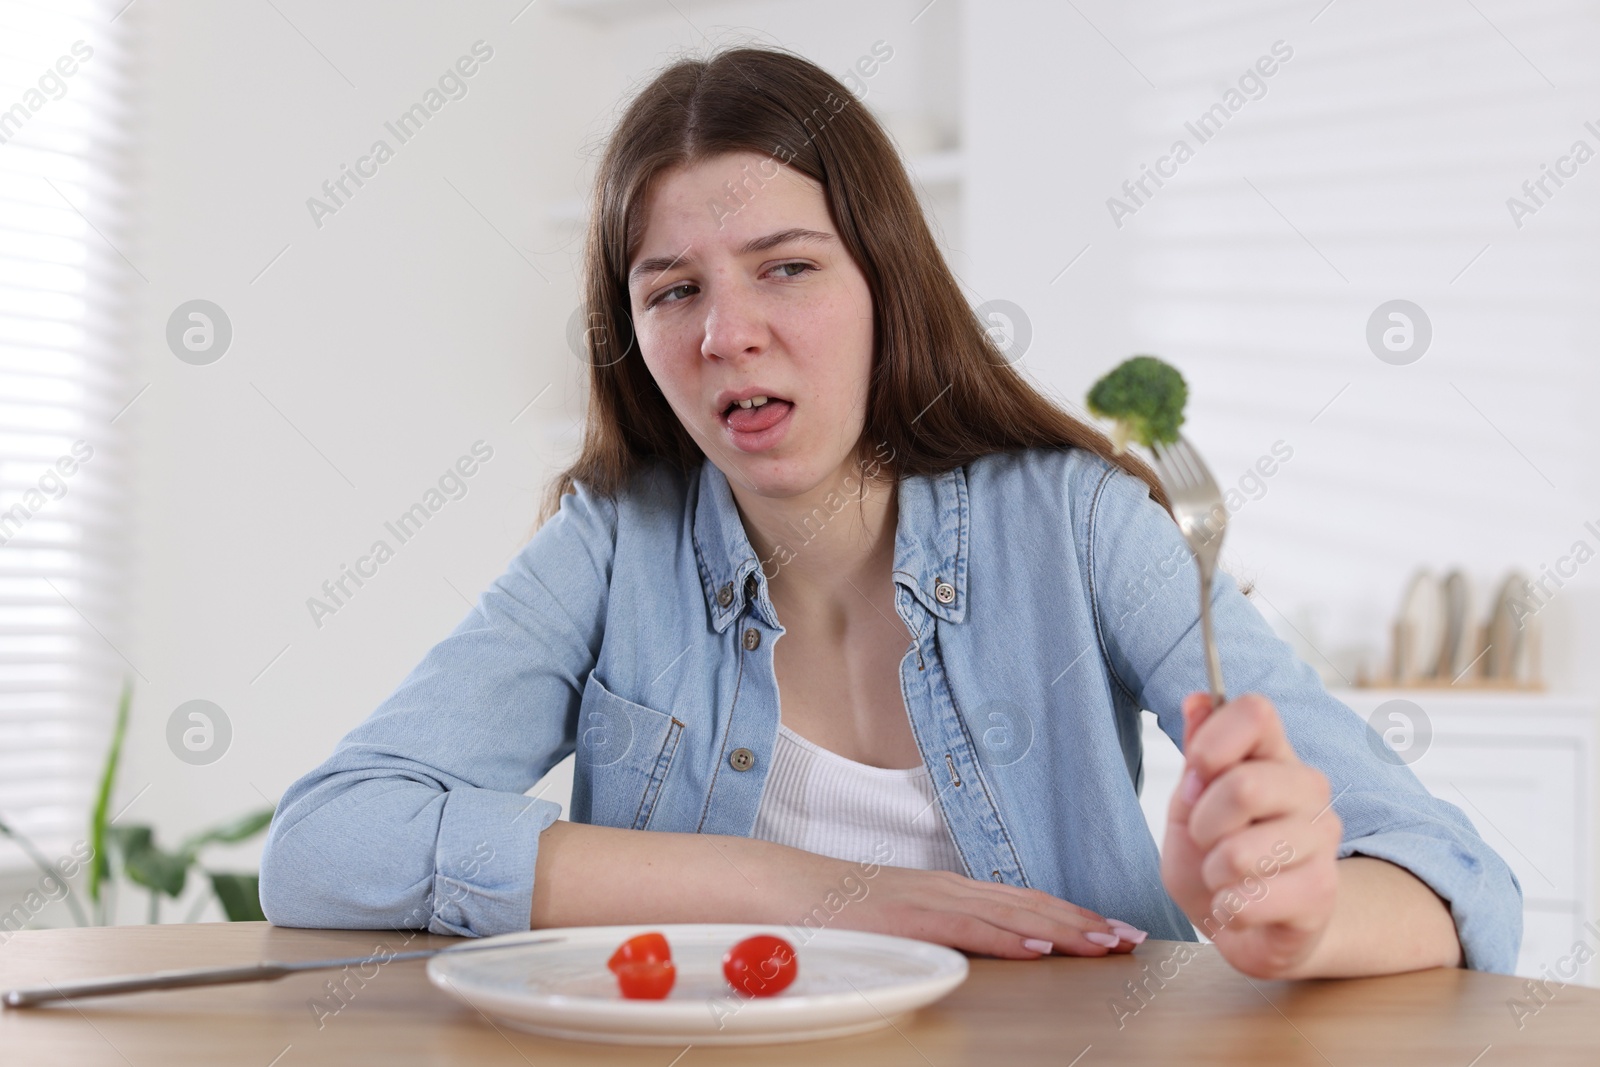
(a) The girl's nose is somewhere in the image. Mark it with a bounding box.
[700,282,769,362]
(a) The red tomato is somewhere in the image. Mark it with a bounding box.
[608,931,671,974]
[615,959,676,1000]
[722,934,798,997]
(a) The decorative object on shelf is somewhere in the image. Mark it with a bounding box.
[1356,568,1542,690]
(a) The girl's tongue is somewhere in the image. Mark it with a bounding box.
[726,399,791,433]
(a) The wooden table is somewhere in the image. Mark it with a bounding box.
[2,922,1597,1065]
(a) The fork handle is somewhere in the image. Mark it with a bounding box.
[1197,570,1227,708]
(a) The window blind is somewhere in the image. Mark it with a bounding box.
[0,0,134,874]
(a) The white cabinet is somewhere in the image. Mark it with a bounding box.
[1136,691,1598,985]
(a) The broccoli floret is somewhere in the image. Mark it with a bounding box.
[1086,355,1188,452]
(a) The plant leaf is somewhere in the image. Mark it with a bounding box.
[178,808,275,861]
[105,823,151,852]
[113,825,187,898]
[208,872,265,922]
[88,677,133,904]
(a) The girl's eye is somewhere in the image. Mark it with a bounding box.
[648,283,695,308]
[645,262,815,308]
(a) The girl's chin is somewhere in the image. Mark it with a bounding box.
[719,453,839,499]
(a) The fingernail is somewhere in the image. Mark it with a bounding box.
[1109,924,1147,944]
[1180,768,1202,804]
[1085,931,1120,948]
[1023,938,1053,954]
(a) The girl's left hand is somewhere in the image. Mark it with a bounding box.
[1160,691,1345,979]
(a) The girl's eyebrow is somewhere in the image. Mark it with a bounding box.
[628,227,835,287]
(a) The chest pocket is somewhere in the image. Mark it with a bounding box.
[573,671,685,831]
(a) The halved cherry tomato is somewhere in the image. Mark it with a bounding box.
[608,931,671,974]
[722,934,798,997]
[615,959,676,999]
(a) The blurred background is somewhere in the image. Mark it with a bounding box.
[3,0,1597,980]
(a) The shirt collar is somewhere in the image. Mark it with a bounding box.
[691,454,969,633]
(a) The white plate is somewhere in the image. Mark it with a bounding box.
[1485,570,1533,682]
[426,923,969,1046]
[1438,568,1476,679]
[1396,569,1445,681]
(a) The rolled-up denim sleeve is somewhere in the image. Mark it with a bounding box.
[258,479,616,937]
[1082,457,1524,973]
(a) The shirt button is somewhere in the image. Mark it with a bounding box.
[742,627,761,651]
[717,582,734,607]
[934,580,955,604]
[744,573,758,599]
[729,747,755,771]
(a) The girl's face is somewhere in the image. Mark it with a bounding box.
[626,150,876,500]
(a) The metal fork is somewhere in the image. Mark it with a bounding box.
[1150,433,1228,709]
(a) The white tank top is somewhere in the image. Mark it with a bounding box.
[750,721,968,874]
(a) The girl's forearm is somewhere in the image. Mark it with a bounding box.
[529,820,1151,958]
[528,819,844,929]
[1279,856,1464,979]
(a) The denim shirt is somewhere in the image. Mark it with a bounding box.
[258,446,1523,973]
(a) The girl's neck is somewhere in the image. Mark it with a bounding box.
[729,456,898,611]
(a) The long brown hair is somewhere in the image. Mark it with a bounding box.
[539,43,1171,526]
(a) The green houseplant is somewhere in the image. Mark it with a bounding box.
[0,677,275,927]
